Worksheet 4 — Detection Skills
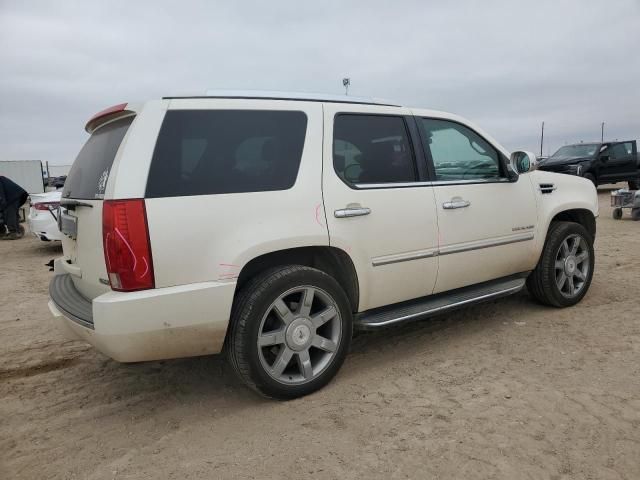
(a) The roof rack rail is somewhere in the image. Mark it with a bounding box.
[163,89,400,107]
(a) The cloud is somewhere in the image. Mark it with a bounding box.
[1,0,639,163]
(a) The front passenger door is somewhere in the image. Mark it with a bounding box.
[416,117,539,294]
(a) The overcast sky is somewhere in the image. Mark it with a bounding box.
[1,0,639,165]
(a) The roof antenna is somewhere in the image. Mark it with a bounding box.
[342,77,350,95]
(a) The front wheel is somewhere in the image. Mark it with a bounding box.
[527,222,594,307]
[227,265,352,399]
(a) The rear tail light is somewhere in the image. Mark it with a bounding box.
[34,202,60,211]
[102,199,154,291]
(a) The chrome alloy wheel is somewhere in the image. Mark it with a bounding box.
[555,233,590,298]
[257,286,342,384]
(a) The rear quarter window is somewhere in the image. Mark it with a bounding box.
[145,110,308,197]
[62,116,133,199]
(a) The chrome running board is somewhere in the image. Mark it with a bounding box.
[355,274,527,330]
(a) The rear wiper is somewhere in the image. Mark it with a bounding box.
[60,199,94,209]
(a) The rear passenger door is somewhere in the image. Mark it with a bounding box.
[323,104,439,311]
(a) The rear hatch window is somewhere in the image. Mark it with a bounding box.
[63,116,134,200]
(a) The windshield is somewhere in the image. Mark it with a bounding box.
[550,144,599,159]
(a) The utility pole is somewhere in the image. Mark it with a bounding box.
[601,122,605,142]
[540,121,545,157]
[342,77,350,95]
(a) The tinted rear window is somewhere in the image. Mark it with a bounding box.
[333,114,416,185]
[145,110,308,197]
[62,116,133,199]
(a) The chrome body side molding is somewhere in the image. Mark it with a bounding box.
[438,232,534,256]
[372,249,438,267]
[371,232,535,266]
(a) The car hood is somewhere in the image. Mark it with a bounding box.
[540,156,592,167]
[30,191,62,204]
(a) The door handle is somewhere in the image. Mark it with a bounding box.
[334,207,371,218]
[442,198,471,209]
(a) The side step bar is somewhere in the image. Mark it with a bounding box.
[355,274,527,330]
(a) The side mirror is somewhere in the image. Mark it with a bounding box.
[600,155,609,162]
[510,150,538,174]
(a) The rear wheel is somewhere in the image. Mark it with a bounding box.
[227,265,352,399]
[527,222,594,307]
[612,208,623,220]
[632,208,640,221]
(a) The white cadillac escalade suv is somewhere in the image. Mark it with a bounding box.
[49,91,598,399]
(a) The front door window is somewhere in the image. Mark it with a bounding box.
[419,118,502,181]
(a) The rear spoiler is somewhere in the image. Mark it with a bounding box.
[85,103,134,133]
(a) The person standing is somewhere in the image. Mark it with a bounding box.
[0,176,28,240]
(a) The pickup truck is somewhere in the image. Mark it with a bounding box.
[539,140,640,189]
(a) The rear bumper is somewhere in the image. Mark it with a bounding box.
[49,274,94,328]
[28,212,62,241]
[49,273,236,362]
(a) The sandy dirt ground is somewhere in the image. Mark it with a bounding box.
[1,190,639,480]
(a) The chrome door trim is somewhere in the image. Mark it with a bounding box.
[371,232,534,266]
[438,232,534,256]
[372,249,438,267]
[353,181,433,189]
[431,178,512,186]
[352,178,513,190]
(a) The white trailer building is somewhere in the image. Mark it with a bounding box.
[0,160,45,194]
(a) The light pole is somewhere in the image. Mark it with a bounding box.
[540,121,545,157]
[342,78,350,95]
[601,122,604,142]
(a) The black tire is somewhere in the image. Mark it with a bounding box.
[628,180,639,190]
[526,222,595,308]
[226,265,352,399]
[612,208,623,220]
[632,208,640,221]
[583,173,597,186]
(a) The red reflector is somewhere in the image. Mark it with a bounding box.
[34,202,59,211]
[102,199,154,292]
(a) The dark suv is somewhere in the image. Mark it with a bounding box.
[539,141,639,189]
